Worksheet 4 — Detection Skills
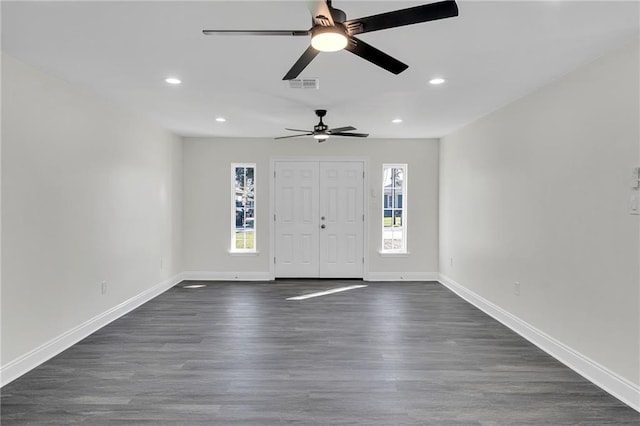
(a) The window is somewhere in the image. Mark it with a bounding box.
[381,164,407,253]
[231,164,256,252]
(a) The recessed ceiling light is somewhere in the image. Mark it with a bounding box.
[165,77,181,85]
[215,117,226,123]
[392,118,403,124]
[429,77,446,85]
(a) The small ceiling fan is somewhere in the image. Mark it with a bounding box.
[203,0,458,80]
[275,109,368,143]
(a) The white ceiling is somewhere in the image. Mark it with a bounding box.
[2,1,638,139]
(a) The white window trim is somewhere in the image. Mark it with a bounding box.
[230,163,257,253]
[377,251,410,257]
[380,163,407,254]
[228,250,260,256]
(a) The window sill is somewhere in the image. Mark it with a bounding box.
[378,251,410,257]
[228,250,260,256]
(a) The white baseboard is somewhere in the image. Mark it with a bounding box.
[183,272,442,282]
[366,272,438,282]
[183,271,439,282]
[438,273,640,413]
[181,271,273,281]
[0,273,183,387]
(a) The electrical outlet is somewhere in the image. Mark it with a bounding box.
[450,257,453,267]
[101,281,107,295]
[513,282,520,296]
[160,259,164,269]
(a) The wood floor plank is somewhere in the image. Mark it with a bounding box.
[1,280,638,425]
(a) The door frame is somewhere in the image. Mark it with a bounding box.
[269,156,369,280]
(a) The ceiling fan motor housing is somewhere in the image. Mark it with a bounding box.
[314,109,328,133]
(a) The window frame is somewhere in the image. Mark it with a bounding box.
[230,163,257,253]
[381,163,407,254]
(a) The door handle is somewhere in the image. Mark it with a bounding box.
[320,224,326,229]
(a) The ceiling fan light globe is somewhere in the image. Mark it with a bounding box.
[314,133,330,139]
[311,28,347,52]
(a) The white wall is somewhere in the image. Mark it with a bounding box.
[0,54,183,380]
[182,137,439,280]
[440,39,639,394]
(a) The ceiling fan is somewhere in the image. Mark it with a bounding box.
[275,109,368,143]
[203,0,459,80]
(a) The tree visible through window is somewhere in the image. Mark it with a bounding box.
[232,164,255,251]
[382,164,406,252]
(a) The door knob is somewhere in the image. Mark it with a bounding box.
[320,224,326,229]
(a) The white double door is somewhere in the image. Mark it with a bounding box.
[274,161,364,278]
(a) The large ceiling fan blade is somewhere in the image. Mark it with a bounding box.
[274,133,313,140]
[344,36,408,75]
[203,30,310,36]
[328,126,356,133]
[283,45,320,80]
[344,0,459,36]
[331,132,369,138]
[306,0,334,26]
[285,128,313,132]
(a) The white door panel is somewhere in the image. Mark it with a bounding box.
[319,162,364,278]
[275,161,364,278]
[274,162,319,277]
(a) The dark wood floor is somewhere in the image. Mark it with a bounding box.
[1,280,638,425]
